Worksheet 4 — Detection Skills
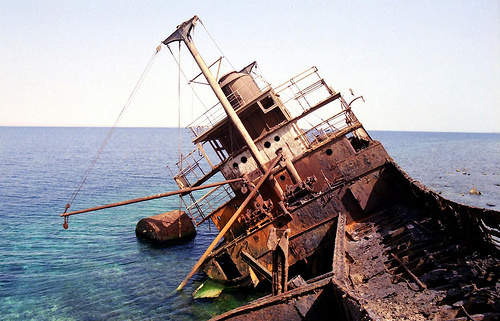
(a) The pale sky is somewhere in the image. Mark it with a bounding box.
[1,1,499,132]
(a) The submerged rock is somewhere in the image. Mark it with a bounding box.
[469,187,481,195]
[135,210,196,245]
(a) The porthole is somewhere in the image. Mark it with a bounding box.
[264,141,271,148]
[233,162,239,168]
[325,148,333,156]
[279,175,286,181]
[240,156,247,163]
[274,135,280,142]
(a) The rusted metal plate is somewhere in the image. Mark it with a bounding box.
[210,276,372,321]
[337,142,389,181]
[333,211,346,284]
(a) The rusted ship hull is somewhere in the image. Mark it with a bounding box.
[158,16,499,318]
[202,140,392,286]
[210,161,500,320]
[212,273,371,321]
[60,15,499,321]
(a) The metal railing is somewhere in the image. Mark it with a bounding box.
[172,148,210,188]
[171,145,235,224]
[274,66,335,117]
[187,74,270,138]
[182,183,234,225]
[295,108,360,147]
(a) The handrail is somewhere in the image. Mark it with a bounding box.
[186,74,270,138]
[187,66,333,141]
[274,66,318,94]
[295,108,359,147]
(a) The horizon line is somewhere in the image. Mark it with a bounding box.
[0,125,498,135]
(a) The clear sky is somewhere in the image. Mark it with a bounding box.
[1,1,498,132]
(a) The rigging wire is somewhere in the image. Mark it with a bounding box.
[177,41,182,166]
[199,19,235,71]
[191,55,195,121]
[64,46,161,213]
[166,19,236,116]
[166,44,209,112]
[177,41,183,217]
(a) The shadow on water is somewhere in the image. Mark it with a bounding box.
[135,234,198,250]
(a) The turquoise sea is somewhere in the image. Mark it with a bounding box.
[0,127,499,320]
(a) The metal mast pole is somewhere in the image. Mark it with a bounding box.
[162,16,269,174]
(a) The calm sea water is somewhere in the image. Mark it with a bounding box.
[0,127,498,320]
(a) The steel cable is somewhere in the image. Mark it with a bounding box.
[64,46,161,213]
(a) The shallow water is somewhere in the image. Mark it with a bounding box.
[371,131,500,209]
[0,127,498,320]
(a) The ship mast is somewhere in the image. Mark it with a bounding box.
[162,16,269,174]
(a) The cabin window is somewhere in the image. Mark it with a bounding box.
[260,95,275,110]
[233,162,239,169]
[348,136,370,152]
[264,141,271,148]
[274,135,280,142]
[240,156,248,163]
[208,138,229,162]
[346,131,371,152]
[325,148,333,156]
[279,175,286,181]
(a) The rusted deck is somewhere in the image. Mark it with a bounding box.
[208,162,500,320]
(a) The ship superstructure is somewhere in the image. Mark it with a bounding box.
[163,16,390,290]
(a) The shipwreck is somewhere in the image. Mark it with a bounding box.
[61,16,500,320]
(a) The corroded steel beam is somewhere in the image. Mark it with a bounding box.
[241,251,272,281]
[176,153,283,291]
[60,178,245,218]
[332,211,346,285]
[163,15,268,176]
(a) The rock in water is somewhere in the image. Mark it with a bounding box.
[469,187,481,195]
[135,210,196,245]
